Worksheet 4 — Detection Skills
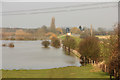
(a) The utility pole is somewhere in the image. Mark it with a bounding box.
[90,24,93,36]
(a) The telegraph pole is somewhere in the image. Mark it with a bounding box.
[90,24,93,36]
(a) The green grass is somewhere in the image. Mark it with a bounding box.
[72,36,82,46]
[59,35,81,44]
[59,35,82,50]
[2,64,109,78]
[58,35,66,40]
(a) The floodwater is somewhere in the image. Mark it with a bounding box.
[2,40,81,70]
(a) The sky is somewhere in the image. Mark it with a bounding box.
[1,2,119,30]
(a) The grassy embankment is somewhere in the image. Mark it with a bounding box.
[58,35,81,45]
[2,64,109,78]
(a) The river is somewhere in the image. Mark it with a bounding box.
[2,40,81,70]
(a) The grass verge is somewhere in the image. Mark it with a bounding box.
[2,64,109,78]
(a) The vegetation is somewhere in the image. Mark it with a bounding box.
[42,41,50,48]
[100,27,120,79]
[58,35,66,40]
[51,37,61,48]
[99,39,110,62]
[97,25,120,79]
[45,32,57,40]
[62,36,77,54]
[1,26,112,40]
[56,27,63,34]
[2,64,109,78]
[2,44,6,47]
[8,43,14,48]
[70,27,80,34]
[59,35,81,44]
[108,35,119,78]
[78,36,100,65]
[72,36,81,47]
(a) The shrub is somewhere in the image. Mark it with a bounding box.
[2,44,6,47]
[42,41,50,48]
[51,37,61,48]
[8,43,14,48]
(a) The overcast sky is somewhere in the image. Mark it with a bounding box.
[1,2,118,30]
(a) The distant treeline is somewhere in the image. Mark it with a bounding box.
[0,26,114,40]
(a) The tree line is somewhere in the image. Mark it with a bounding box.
[61,25,120,79]
[1,26,113,40]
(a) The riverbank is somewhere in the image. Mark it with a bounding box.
[2,64,109,78]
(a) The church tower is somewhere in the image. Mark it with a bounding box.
[50,17,56,33]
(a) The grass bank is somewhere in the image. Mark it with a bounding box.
[2,64,109,78]
[59,35,81,47]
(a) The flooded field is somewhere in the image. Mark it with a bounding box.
[2,40,80,70]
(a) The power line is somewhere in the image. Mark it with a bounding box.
[28,5,117,14]
[2,5,117,16]
[2,2,116,13]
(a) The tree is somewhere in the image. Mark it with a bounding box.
[62,28,66,34]
[56,27,63,34]
[51,37,61,48]
[98,25,120,79]
[15,29,26,40]
[106,27,120,79]
[36,27,47,40]
[42,41,50,48]
[70,27,80,34]
[45,32,57,40]
[41,25,48,33]
[62,36,76,54]
[78,36,100,65]
[97,27,106,35]
[80,27,91,38]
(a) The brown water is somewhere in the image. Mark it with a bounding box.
[2,40,81,70]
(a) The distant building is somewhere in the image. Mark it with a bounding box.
[50,17,56,33]
[66,28,71,36]
[67,33,71,36]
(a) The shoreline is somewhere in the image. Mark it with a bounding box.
[1,65,81,70]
